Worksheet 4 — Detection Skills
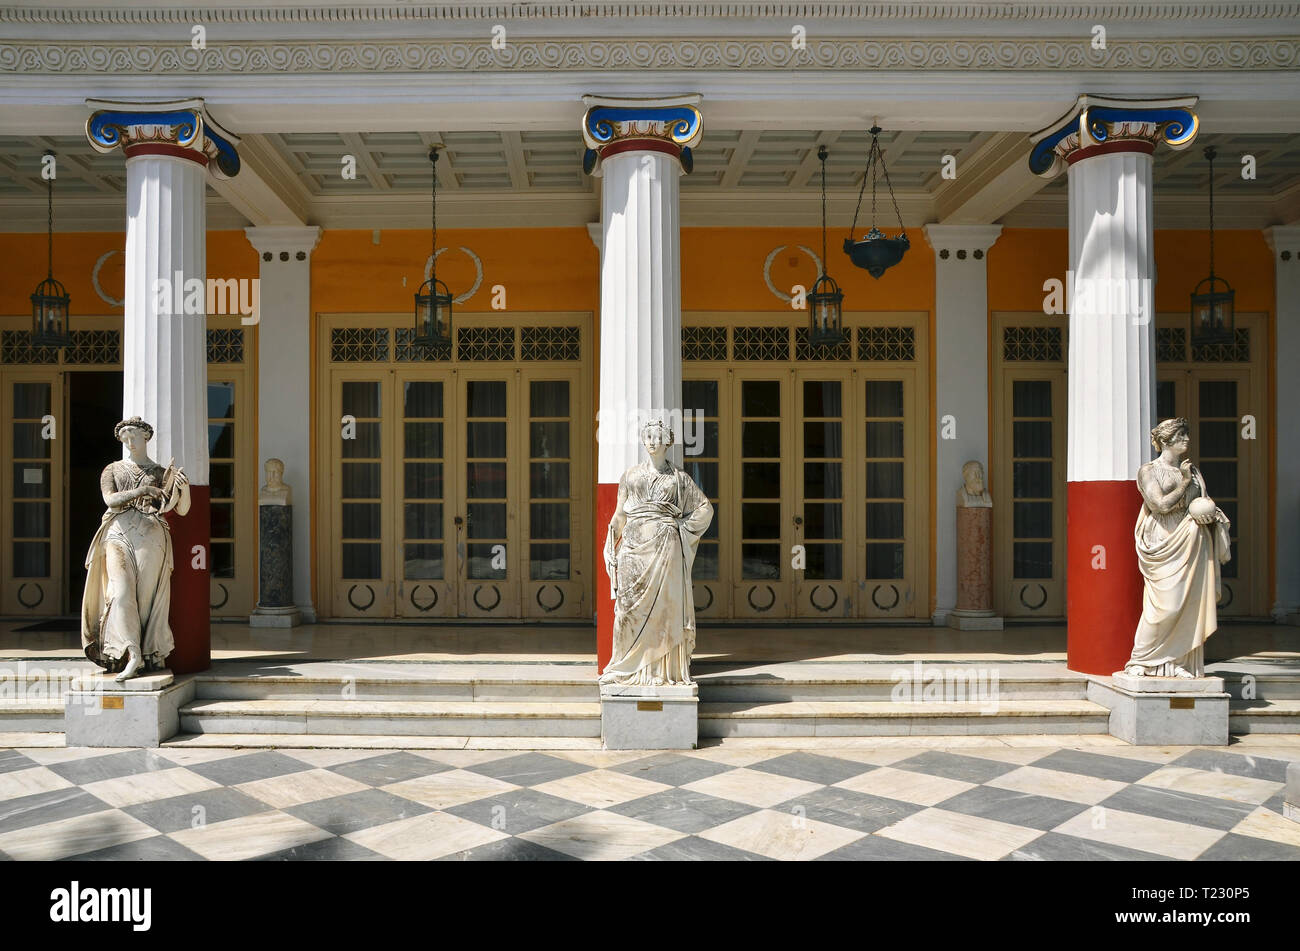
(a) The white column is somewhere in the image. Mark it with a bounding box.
[1264,225,1300,625]
[245,226,321,622]
[923,223,1002,624]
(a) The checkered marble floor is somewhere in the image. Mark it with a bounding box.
[1,744,1297,861]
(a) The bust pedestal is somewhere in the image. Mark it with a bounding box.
[1088,672,1229,746]
[600,683,698,750]
[64,670,193,747]
[250,463,301,628]
[949,503,1004,631]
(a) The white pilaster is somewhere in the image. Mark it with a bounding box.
[245,225,321,622]
[123,153,210,484]
[1066,149,1157,481]
[923,223,1002,623]
[1264,225,1300,625]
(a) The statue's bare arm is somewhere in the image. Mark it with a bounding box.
[1137,461,1192,514]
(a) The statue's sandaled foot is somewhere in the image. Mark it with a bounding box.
[114,649,143,683]
[1171,665,1195,679]
[1124,664,1147,677]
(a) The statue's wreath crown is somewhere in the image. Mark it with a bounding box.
[114,416,154,442]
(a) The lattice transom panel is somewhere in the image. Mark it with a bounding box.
[859,326,916,362]
[682,326,728,361]
[1192,328,1250,363]
[457,326,516,361]
[521,325,580,361]
[1002,326,1063,362]
[206,328,245,364]
[330,327,390,362]
[796,326,852,361]
[733,326,790,361]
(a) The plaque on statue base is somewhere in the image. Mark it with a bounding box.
[1087,673,1229,746]
[600,683,698,750]
[64,670,193,747]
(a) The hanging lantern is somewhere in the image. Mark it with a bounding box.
[808,145,845,346]
[1190,145,1234,347]
[843,125,909,279]
[31,150,70,349]
[414,146,452,348]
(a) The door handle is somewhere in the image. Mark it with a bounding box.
[455,515,464,527]
[793,515,803,527]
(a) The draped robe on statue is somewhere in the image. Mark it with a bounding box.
[80,460,176,672]
[1129,463,1232,675]
[601,462,714,686]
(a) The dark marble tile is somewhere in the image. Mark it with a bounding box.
[47,749,174,785]
[1197,832,1300,862]
[464,753,592,787]
[892,751,1021,784]
[936,785,1089,832]
[776,786,923,835]
[326,751,450,787]
[0,787,111,835]
[747,752,875,786]
[185,751,314,787]
[818,834,974,861]
[610,787,758,834]
[287,788,432,836]
[436,837,579,862]
[1032,749,1165,784]
[1005,832,1168,861]
[123,786,273,834]
[254,836,391,861]
[1099,784,1256,832]
[1170,749,1292,784]
[445,788,589,834]
[65,834,206,861]
[0,749,35,775]
[610,753,732,787]
[630,836,771,861]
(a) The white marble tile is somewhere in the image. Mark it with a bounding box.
[170,811,333,860]
[381,768,519,810]
[16,747,131,765]
[234,768,372,809]
[152,747,252,766]
[533,769,670,808]
[682,767,823,808]
[1052,808,1226,860]
[876,807,1043,860]
[0,765,73,799]
[987,765,1128,805]
[1136,765,1282,805]
[834,766,976,806]
[0,809,156,861]
[279,748,389,768]
[519,810,684,860]
[688,747,788,767]
[1230,806,1300,848]
[82,767,221,809]
[700,808,864,860]
[346,811,507,859]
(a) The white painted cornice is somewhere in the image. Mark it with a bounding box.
[244,225,322,255]
[921,223,1004,254]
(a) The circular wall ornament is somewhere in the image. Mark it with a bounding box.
[747,585,776,612]
[871,584,901,610]
[473,584,502,611]
[347,584,376,611]
[409,584,439,612]
[810,584,839,612]
[693,584,714,611]
[762,245,822,303]
[209,583,229,611]
[17,583,44,609]
[536,585,564,613]
[91,249,125,307]
[1018,583,1048,610]
[424,247,484,304]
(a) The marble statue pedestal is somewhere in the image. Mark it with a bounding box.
[949,504,1003,630]
[64,670,195,747]
[947,610,1004,631]
[249,605,302,628]
[251,500,301,627]
[1284,762,1299,823]
[600,683,698,750]
[1087,673,1229,746]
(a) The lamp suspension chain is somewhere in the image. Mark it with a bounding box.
[1207,146,1216,280]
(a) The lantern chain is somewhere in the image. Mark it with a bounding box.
[46,150,54,280]
[1205,145,1216,281]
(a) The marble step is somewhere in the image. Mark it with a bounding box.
[162,732,606,751]
[1218,673,1300,700]
[694,664,1087,702]
[193,662,597,703]
[0,700,66,734]
[1228,700,1300,733]
[698,699,1111,738]
[180,698,603,737]
[0,731,66,748]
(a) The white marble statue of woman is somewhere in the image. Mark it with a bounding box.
[80,416,191,682]
[1125,417,1232,679]
[601,420,714,687]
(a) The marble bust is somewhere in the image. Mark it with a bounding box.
[600,420,714,687]
[259,457,292,505]
[1124,417,1232,679]
[957,460,993,508]
[80,416,190,682]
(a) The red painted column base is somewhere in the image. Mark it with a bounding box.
[595,482,617,674]
[167,485,211,674]
[1066,479,1145,675]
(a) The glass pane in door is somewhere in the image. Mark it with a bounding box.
[403,380,444,579]
[1011,379,1053,579]
[1198,380,1238,578]
[740,379,781,579]
[803,379,842,579]
[12,382,52,577]
[683,379,720,580]
[207,381,236,579]
[466,380,508,579]
[864,380,905,578]
[529,379,570,579]
[340,381,382,579]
